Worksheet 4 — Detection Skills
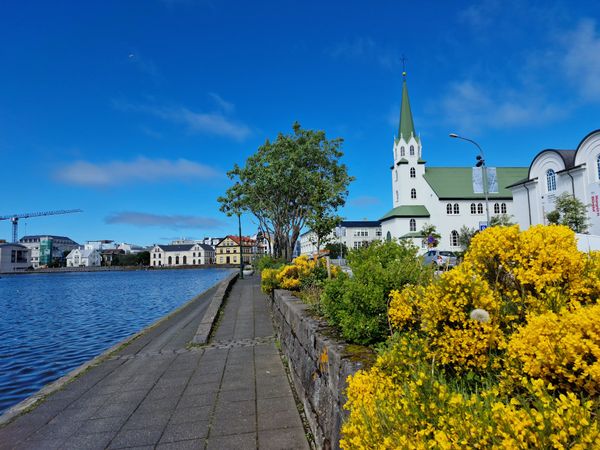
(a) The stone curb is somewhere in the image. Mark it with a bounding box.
[0,272,233,427]
[191,272,239,345]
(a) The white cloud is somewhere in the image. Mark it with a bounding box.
[56,157,221,187]
[115,101,251,141]
[106,211,225,229]
[562,19,600,101]
[208,92,235,113]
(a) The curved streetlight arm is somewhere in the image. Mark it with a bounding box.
[449,133,485,159]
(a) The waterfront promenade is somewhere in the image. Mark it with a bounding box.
[0,277,310,449]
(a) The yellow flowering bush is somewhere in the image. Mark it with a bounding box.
[260,255,338,294]
[342,225,600,448]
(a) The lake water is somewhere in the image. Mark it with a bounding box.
[0,268,231,415]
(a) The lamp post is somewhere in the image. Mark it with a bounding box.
[449,133,490,225]
[238,212,244,279]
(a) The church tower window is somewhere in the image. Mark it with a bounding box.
[450,230,459,247]
[546,169,556,192]
[400,146,405,156]
[410,145,415,156]
[477,203,483,214]
[395,190,399,202]
[410,167,416,178]
[453,203,460,214]
[446,203,453,214]
[494,203,500,214]
[410,188,416,199]
[395,170,398,181]
[470,203,476,214]
[501,203,507,214]
[597,155,600,180]
[394,147,397,160]
[409,219,416,232]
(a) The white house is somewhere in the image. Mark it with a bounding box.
[66,248,101,267]
[300,220,382,256]
[508,129,600,236]
[150,243,215,267]
[0,243,31,273]
[380,74,528,250]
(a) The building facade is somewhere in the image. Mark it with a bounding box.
[300,220,382,256]
[215,235,257,265]
[19,235,79,268]
[66,248,101,267]
[380,74,528,250]
[0,243,31,273]
[150,243,215,267]
[508,129,600,235]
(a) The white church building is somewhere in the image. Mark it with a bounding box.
[380,74,528,250]
[508,129,600,236]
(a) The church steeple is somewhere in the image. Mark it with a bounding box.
[398,72,418,143]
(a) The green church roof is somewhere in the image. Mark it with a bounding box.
[422,167,528,200]
[398,77,418,143]
[380,205,430,222]
[400,231,426,239]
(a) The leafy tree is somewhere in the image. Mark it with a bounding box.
[324,242,348,259]
[306,208,341,254]
[420,223,440,248]
[489,213,515,227]
[546,192,589,233]
[458,225,477,251]
[218,123,353,261]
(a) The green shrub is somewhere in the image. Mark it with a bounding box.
[255,255,285,272]
[320,240,431,345]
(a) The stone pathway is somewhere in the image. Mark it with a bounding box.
[0,277,310,449]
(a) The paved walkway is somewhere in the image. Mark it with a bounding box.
[0,277,310,450]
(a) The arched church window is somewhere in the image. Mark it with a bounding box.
[386,231,392,242]
[394,147,397,160]
[183,256,187,264]
[546,169,556,192]
[477,203,483,214]
[395,170,398,181]
[400,146,405,156]
[470,203,476,214]
[453,203,460,214]
[597,155,600,180]
[168,256,172,265]
[450,230,459,247]
[411,188,416,199]
[395,190,399,202]
[410,145,415,156]
[501,203,507,214]
[409,219,416,232]
[175,255,180,265]
[446,203,453,214]
[494,203,500,214]
[410,167,416,178]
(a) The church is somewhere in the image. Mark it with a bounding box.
[380,74,528,249]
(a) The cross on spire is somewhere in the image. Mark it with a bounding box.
[400,54,407,78]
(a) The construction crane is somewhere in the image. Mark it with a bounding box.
[0,209,83,243]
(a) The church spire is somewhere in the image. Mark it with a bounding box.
[398,72,418,143]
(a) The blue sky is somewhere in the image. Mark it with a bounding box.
[2,0,600,246]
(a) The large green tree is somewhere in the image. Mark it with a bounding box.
[218,123,353,261]
[546,192,589,233]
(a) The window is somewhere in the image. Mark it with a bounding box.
[546,169,556,192]
[450,230,459,247]
[494,203,500,214]
[376,229,382,237]
[175,256,180,265]
[168,256,172,265]
[501,203,507,214]
[395,190,399,202]
[386,231,392,242]
[470,203,476,214]
[394,148,397,160]
[410,145,415,156]
[394,170,398,181]
[410,167,416,178]
[453,203,460,214]
[411,188,416,199]
[477,203,483,214]
[597,155,600,180]
[400,146,405,156]
[446,203,453,214]
[409,219,416,232]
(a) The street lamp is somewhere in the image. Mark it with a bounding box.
[238,211,244,279]
[449,133,490,225]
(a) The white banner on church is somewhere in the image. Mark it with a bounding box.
[472,167,498,194]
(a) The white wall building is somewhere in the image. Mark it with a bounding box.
[150,243,215,267]
[300,220,382,256]
[19,235,79,268]
[117,243,146,254]
[66,248,101,267]
[508,129,600,237]
[380,74,527,250]
[0,243,31,273]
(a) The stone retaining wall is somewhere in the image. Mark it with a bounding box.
[270,289,372,450]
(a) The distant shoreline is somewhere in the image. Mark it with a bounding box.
[0,265,240,276]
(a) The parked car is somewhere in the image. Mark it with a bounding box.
[422,250,458,269]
